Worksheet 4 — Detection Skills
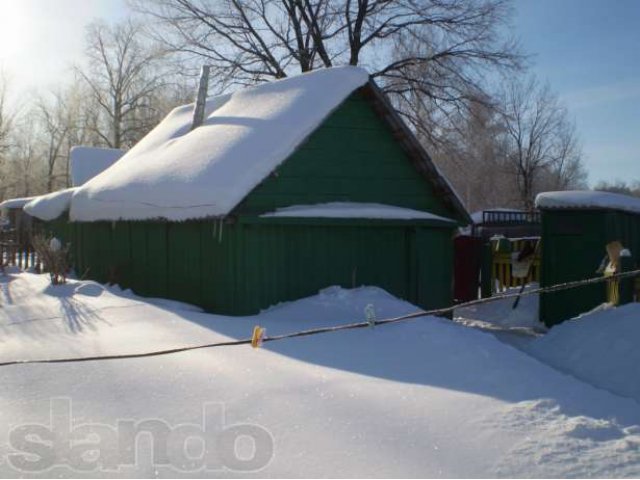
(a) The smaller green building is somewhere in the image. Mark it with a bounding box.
[537,191,640,327]
[35,67,470,315]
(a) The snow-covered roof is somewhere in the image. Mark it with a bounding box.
[0,196,37,211]
[536,190,640,214]
[24,188,77,221]
[261,202,455,223]
[70,146,125,186]
[70,67,371,222]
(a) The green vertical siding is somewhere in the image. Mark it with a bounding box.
[236,92,463,222]
[230,223,413,314]
[139,222,168,299]
[167,221,203,306]
[110,223,132,288]
[129,223,149,295]
[540,209,640,327]
[415,228,454,310]
[60,219,454,316]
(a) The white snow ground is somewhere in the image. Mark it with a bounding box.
[527,303,640,403]
[455,284,544,332]
[0,269,640,477]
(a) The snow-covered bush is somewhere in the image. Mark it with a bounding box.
[32,234,69,285]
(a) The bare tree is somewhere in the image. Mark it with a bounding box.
[131,0,522,139]
[431,100,519,212]
[0,71,15,156]
[77,19,169,148]
[37,91,72,191]
[3,111,44,198]
[593,180,640,198]
[499,76,586,210]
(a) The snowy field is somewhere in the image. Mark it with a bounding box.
[1,269,640,477]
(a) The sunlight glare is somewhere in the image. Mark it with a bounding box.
[0,1,28,60]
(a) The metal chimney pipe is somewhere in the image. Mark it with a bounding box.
[191,65,211,130]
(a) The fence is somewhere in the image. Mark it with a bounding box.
[0,228,41,271]
[481,236,541,297]
[481,210,540,226]
[471,210,541,240]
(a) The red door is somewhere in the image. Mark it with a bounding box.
[454,235,482,303]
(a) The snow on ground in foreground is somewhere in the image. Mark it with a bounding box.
[454,284,545,333]
[527,303,640,403]
[0,270,640,477]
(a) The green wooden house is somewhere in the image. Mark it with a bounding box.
[37,67,470,315]
[537,191,640,327]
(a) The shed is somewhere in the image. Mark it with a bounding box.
[536,190,640,327]
[36,66,470,315]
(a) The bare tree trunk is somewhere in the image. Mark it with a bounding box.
[76,20,168,149]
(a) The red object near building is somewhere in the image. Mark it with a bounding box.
[454,235,483,303]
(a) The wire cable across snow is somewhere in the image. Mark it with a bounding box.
[1,268,639,368]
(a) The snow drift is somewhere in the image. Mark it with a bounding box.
[0,270,640,477]
[528,303,640,402]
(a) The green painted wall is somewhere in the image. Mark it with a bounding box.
[236,91,461,221]
[540,209,640,327]
[52,219,453,315]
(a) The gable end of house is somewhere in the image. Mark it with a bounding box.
[234,81,470,224]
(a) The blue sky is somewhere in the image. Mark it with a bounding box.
[1,0,637,185]
[514,0,640,185]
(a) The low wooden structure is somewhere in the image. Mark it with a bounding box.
[537,191,640,327]
[42,69,471,315]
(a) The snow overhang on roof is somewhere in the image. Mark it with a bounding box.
[0,196,37,211]
[535,190,640,215]
[261,202,455,223]
[24,188,78,221]
[70,146,125,186]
